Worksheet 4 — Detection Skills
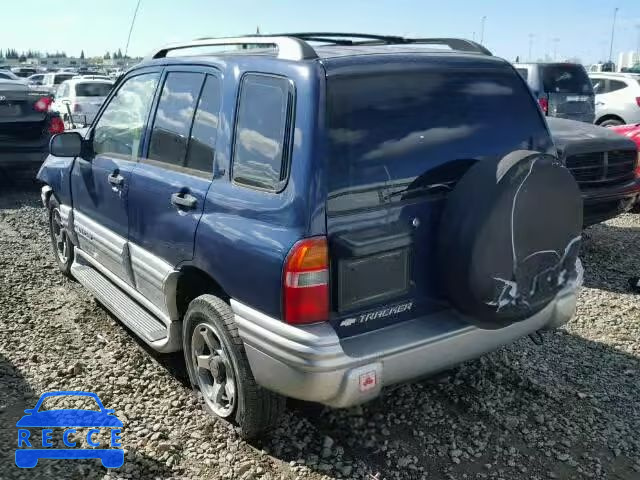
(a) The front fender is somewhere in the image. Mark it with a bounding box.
[36,154,76,207]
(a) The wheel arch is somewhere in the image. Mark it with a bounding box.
[596,113,625,125]
[175,266,230,320]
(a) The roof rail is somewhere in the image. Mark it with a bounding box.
[404,38,492,56]
[146,36,318,61]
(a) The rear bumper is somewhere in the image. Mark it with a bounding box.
[232,262,582,408]
[582,177,640,226]
[0,148,49,170]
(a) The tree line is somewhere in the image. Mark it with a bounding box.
[0,48,131,61]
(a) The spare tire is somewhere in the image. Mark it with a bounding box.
[437,150,582,329]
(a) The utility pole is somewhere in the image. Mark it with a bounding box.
[636,25,640,65]
[528,33,535,61]
[480,16,487,45]
[124,0,143,59]
[608,7,619,64]
[552,37,560,61]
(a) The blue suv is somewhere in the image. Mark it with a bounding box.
[38,33,584,438]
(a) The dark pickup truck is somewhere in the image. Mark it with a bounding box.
[0,81,64,180]
[547,117,640,226]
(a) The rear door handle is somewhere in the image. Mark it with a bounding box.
[108,173,124,187]
[171,192,197,209]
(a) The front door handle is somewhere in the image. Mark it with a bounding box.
[108,173,124,187]
[171,192,197,209]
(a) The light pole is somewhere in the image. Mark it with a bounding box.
[528,33,535,61]
[124,0,143,59]
[552,37,560,61]
[480,16,487,45]
[608,7,619,64]
[636,25,640,65]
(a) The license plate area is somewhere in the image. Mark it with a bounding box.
[333,224,412,312]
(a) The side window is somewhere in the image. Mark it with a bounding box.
[516,68,528,81]
[147,72,205,168]
[591,79,607,94]
[93,73,159,159]
[232,74,292,191]
[185,75,222,173]
[608,80,627,93]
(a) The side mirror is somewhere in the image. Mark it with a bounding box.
[23,409,34,415]
[49,132,83,157]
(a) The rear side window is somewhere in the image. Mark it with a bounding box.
[75,82,112,97]
[54,74,73,85]
[591,78,606,94]
[326,68,553,213]
[608,80,627,92]
[148,72,205,168]
[516,68,528,80]
[185,75,222,173]
[232,74,292,191]
[542,65,593,94]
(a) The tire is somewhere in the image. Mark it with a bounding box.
[183,294,284,439]
[598,118,624,127]
[437,150,582,328]
[48,196,74,277]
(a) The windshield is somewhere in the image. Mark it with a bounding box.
[75,82,112,97]
[542,64,593,94]
[326,68,552,213]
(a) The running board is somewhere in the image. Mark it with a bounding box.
[71,260,182,352]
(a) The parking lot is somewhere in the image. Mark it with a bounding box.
[0,183,638,479]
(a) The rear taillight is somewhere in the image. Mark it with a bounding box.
[636,97,640,108]
[538,96,549,115]
[48,116,65,134]
[33,96,52,112]
[73,103,82,113]
[283,237,329,325]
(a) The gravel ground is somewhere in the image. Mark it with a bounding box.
[0,186,639,480]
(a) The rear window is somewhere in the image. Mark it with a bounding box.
[542,65,593,94]
[54,74,74,84]
[326,69,553,213]
[75,82,112,97]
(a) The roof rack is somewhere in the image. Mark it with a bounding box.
[281,33,492,55]
[147,36,319,61]
[147,33,492,62]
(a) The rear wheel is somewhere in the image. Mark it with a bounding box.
[598,118,624,127]
[183,294,284,439]
[48,197,73,277]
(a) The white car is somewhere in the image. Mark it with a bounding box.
[589,72,640,126]
[51,79,114,126]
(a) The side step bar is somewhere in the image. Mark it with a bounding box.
[71,259,182,352]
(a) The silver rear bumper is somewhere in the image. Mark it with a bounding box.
[232,267,581,408]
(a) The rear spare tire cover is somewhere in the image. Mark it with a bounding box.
[438,150,582,328]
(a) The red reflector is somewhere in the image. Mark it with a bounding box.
[538,97,549,115]
[48,116,65,135]
[283,237,329,325]
[73,103,82,113]
[33,96,52,112]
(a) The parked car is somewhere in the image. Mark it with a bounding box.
[41,72,76,95]
[547,117,640,225]
[26,73,45,86]
[50,78,114,127]
[0,80,64,179]
[514,62,595,123]
[10,66,37,78]
[0,69,27,83]
[611,122,640,211]
[38,34,584,439]
[589,72,640,126]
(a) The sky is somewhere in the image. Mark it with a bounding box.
[2,0,640,65]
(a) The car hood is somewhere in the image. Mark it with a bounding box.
[16,409,123,427]
[547,117,638,158]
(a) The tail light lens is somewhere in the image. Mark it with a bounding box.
[48,116,65,135]
[283,237,329,325]
[33,96,52,112]
[636,97,640,108]
[538,96,549,115]
[73,103,82,113]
